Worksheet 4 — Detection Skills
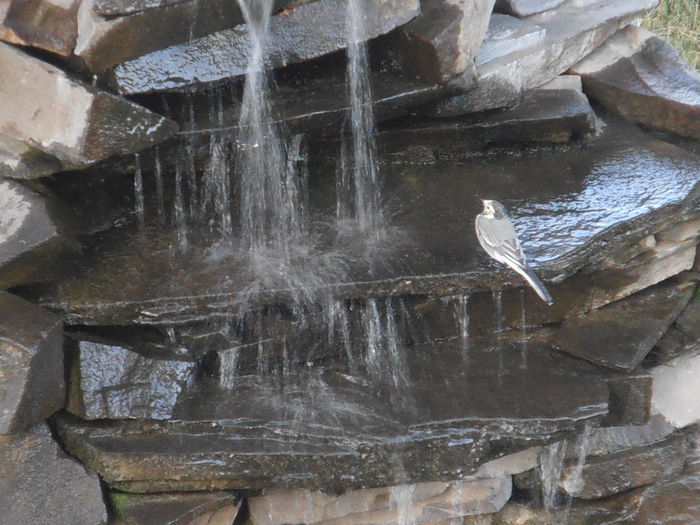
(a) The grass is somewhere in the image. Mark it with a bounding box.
[642,0,699,70]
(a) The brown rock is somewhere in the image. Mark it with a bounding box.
[111,491,239,525]
[571,24,700,140]
[390,0,495,85]
[0,42,177,170]
[0,292,63,434]
[0,133,62,180]
[0,0,80,56]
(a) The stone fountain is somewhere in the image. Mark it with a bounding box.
[1,1,700,524]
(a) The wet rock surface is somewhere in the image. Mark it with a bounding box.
[0,43,177,169]
[0,424,107,525]
[379,75,597,148]
[474,14,546,68]
[54,340,611,492]
[555,279,695,370]
[38,116,700,326]
[652,286,700,365]
[0,292,63,434]
[66,334,196,420]
[0,134,63,180]
[111,490,239,525]
[422,0,657,117]
[112,0,420,94]
[571,24,700,140]
[389,0,494,85]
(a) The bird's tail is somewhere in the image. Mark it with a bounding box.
[516,266,554,305]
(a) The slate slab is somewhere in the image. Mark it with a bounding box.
[0,0,80,56]
[111,0,420,94]
[494,0,566,17]
[571,24,700,140]
[111,491,239,525]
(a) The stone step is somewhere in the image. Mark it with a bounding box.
[37,115,700,326]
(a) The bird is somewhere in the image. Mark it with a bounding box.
[475,199,553,305]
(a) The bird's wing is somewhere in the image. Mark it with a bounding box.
[475,215,527,268]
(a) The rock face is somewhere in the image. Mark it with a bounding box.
[112,0,421,94]
[474,14,546,67]
[423,0,658,117]
[0,0,80,56]
[0,424,107,525]
[390,0,495,85]
[0,42,177,172]
[0,134,63,180]
[66,334,197,420]
[653,286,700,364]
[111,491,239,525]
[0,292,63,434]
[571,24,700,140]
[555,280,695,370]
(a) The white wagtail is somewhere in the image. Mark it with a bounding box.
[475,199,553,305]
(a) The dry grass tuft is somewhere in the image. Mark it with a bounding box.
[642,0,699,70]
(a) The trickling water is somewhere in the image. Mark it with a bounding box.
[133,153,145,229]
[493,290,503,375]
[520,288,528,369]
[201,135,233,238]
[219,346,240,390]
[173,160,188,251]
[154,146,165,224]
[540,441,568,509]
[561,423,593,497]
[390,484,416,525]
[452,295,470,362]
[235,0,305,258]
[337,0,385,238]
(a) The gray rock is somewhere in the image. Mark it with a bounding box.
[0,424,107,524]
[422,0,658,117]
[0,43,177,170]
[604,374,653,426]
[0,134,62,180]
[475,14,546,67]
[54,340,611,493]
[378,75,596,148]
[494,0,566,17]
[583,414,675,457]
[111,491,239,525]
[0,292,63,434]
[66,334,196,420]
[0,0,80,56]
[654,284,700,364]
[571,25,700,139]
[560,433,686,499]
[389,0,494,85]
[555,279,696,370]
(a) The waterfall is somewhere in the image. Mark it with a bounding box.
[235,0,305,259]
[338,0,385,239]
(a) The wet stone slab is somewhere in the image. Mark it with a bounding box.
[111,0,420,94]
[110,491,239,525]
[0,0,80,56]
[422,0,657,117]
[38,116,700,326]
[571,25,700,140]
[54,341,612,493]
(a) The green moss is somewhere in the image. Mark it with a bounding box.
[108,491,129,520]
